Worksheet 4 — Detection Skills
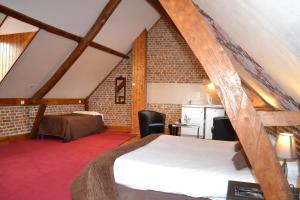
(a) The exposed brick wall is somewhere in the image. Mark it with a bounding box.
[89,57,132,126]
[0,104,84,136]
[146,18,208,125]
[146,103,181,126]
[88,17,209,127]
[0,106,31,136]
[147,18,208,83]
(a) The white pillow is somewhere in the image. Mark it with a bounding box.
[73,111,103,118]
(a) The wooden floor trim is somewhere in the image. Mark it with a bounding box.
[0,133,30,145]
[105,125,131,132]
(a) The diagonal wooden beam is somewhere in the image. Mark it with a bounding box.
[31,103,47,138]
[0,4,128,59]
[89,41,128,58]
[31,0,121,100]
[259,111,300,126]
[0,15,7,27]
[159,0,291,199]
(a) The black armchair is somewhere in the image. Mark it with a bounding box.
[138,110,166,138]
[211,116,237,141]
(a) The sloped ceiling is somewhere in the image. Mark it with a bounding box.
[193,0,300,111]
[0,16,38,35]
[0,1,160,99]
[94,0,160,54]
[45,47,122,98]
[0,0,109,36]
[0,30,76,98]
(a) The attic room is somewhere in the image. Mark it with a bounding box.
[0,0,299,200]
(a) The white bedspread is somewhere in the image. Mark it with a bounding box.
[114,135,299,199]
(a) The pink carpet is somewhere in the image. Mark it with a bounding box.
[0,132,134,200]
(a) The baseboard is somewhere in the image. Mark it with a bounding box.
[104,126,169,134]
[0,133,30,145]
[105,125,132,132]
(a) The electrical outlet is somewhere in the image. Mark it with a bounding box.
[20,100,25,105]
[78,100,82,104]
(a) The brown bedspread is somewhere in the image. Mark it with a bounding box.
[38,114,104,142]
[71,134,210,200]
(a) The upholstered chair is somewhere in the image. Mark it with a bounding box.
[138,110,166,138]
[211,116,237,141]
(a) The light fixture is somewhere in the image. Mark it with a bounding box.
[207,82,215,90]
[275,133,297,177]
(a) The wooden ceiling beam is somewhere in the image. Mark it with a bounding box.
[0,15,7,27]
[31,0,121,100]
[159,0,291,199]
[30,103,47,138]
[0,98,30,106]
[0,98,85,106]
[0,4,128,59]
[89,41,128,58]
[259,111,300,126]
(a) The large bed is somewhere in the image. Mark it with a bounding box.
[71,134,298,200]
[38,111,104,142]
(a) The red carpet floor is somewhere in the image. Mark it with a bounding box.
[0,132,134,200]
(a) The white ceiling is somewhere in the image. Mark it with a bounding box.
[45,47,122,98]
[193,0,300,109]
[0,30,76,98]
[0,1,161,99]
[94,0,160,54]
[0,0,109,36]
[0,16,38,35]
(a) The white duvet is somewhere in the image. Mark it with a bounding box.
[114,135,298,199]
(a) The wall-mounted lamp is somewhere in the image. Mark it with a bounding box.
[207,82,215,90]
[275,132,297,177]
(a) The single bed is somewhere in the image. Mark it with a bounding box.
[38,111,104,142]
[71,134,298,200]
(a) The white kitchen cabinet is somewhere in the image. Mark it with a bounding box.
[181,105,225,139]
[181,106,204,138]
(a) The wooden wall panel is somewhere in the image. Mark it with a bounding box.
[131,30,147,133]
[159,0,291,199]
[0,31,36,81]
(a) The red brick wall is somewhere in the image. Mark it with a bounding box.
[0,104,84,136]
[0,106,31,136]
[88,57,132,126]
[146,18,208,126]
[147,18,208,83]
[88,17,209,127]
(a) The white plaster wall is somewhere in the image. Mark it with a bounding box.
[193,0,300,103]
